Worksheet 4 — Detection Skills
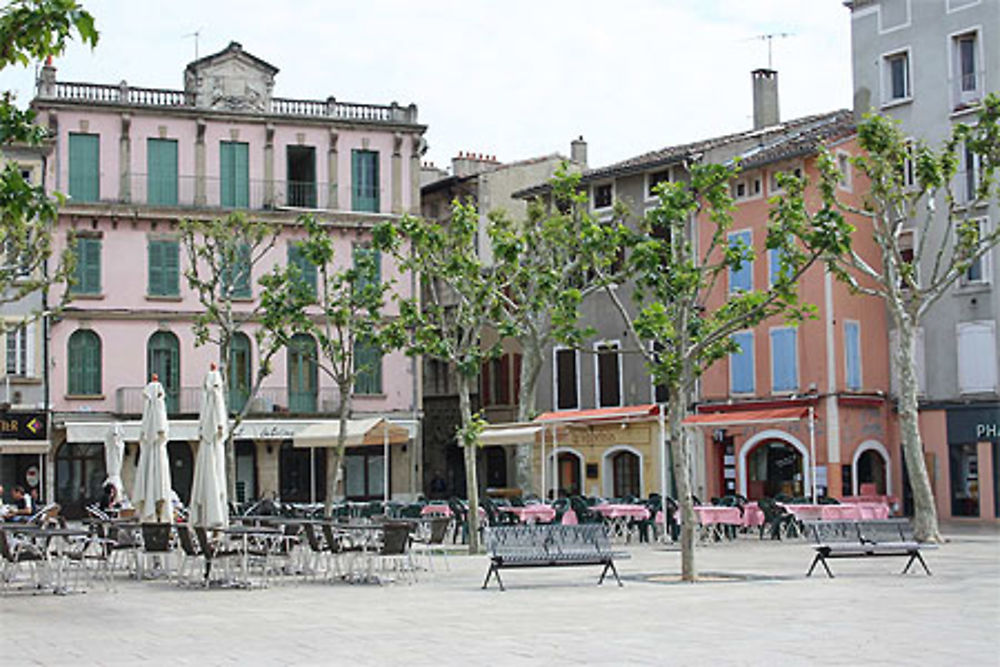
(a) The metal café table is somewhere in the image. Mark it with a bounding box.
[222,524,283,588]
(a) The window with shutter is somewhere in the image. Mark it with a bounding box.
[957,321,997,394]
[68,133,99,202]
[555,347,578,410]
[229,332,252,413]
[728,230,753,293]
[353,338,382,395]
[71,237,102,295]
[288,334,318,411]
[595,341,622,408]
[288,242,317,297]
[68,329,101,395]
[351,150,379,212]
[148,239,179,296]
[147,331,181,413]
[220,141,249,208]
[770,328,798,393]
[147,139,178,206]
[730,331,755,394]
[221,242,252,298]
[352,244,381,293]
[845,321,862,391]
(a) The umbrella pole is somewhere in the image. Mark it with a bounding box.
[383,421,389,505]
[809,405,817,504]
[310,446,315,505]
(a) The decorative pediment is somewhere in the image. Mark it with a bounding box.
[184,41,277,112]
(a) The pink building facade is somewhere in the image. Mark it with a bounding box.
[693,127,898,507]
[32,42,427,515]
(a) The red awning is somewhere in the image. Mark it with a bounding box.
[682,406,809,427]
[534,404,660,424]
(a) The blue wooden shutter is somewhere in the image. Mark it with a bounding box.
[845,322,861,390]
[147,139,178,206]
[768,247,782,287]
[730,332,755,394]
[729,230,753,292]
[771,328,798,392]
[68,133,99,202]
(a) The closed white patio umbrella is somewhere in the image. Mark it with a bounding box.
[132,377,173,523]
[103,423,126,502]
[189,367,229,528]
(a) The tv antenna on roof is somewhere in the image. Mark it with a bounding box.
[184,29,202,60]
[748,32,794,70]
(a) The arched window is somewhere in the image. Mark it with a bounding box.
[147,331,180,413]
[556,451,582,497]
[287,333,317,413]
[610,450,640,498]
[746,439,804,500]
[67,329,101,395]
[229,332,252,413]
[857,449,888,495]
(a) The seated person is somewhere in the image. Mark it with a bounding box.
[0,484,8,519]
[98,483,118,511]
[9,485,33,522]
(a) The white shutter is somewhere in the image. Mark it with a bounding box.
[957,321,997,394]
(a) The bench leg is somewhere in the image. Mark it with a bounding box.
[902,551,931,576]
[482,564,495,590]
[807,552,834,578]
[598,560,623,587]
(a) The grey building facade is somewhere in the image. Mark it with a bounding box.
[848,0,1000,520]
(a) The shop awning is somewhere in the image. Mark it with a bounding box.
[0,440,51,454]
[292,418,411,448]
[477,423,543,446]
[682,406,809,427]
[534,404,660,424]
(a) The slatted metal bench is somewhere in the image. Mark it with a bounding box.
[804,519,933,578]
[482,524,629,591]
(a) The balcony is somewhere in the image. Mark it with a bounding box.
[42,81,419,124]
[115,385,343,417]
[107,174,345,211]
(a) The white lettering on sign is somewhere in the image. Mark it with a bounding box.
[976,423,999,439]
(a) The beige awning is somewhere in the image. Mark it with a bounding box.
[477,423,543,446]
[292,418,410,448]
[0,440,50,454]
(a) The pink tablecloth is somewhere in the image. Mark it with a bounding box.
[499,505,556,524]
[666,506,744,526]
[421,504,452,517]
[592,504,651,520]
[781,502,890,521]
[742,502,765,528]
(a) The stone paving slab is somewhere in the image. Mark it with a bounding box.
[0,524,997,666]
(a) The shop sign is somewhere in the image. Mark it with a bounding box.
[947,405,1000,444]
[0,411,47,440]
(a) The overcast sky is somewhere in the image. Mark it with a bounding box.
[1,0,854,171]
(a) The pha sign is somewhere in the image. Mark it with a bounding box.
[976,422,999,440]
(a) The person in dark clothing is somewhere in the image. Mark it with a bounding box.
[99,483,117,511]
[9,485,33,522]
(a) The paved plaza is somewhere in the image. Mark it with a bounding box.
[0,523,997,666]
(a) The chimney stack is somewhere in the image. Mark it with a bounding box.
[452,151,499,178]
[571,136,587,167]
[751,69,780,130]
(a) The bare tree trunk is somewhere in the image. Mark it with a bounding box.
[325,386,351,517]
[458,375,481,554]
[514,337,543,494]
[668,389,697,582]
[895,316,943,543]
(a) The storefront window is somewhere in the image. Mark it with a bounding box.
[279,441,326,503]
[344,447,386,500]
[746,440,803,500]
[235,440,256,504]
[55,443,105,518]
[949,443,979,517]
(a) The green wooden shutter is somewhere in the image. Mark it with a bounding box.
[235,242,251,297]
[73,238,101,294]
[220,142,234,207]
[147,139,178,206]
[234,142,249,207]
[351,150,361,211]
[288,243,316,296]
[68,133,99,202]
[352,150,379,212]
[353,338,382,395]
[84,332,101,394]
[148,240,163,295]
[68,333,83,394]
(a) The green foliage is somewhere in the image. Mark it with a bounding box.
[292,213,404,399]
[0,0,97,68]
[0,0,97,331]
[378,200,508,382]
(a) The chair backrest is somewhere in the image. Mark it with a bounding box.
[380,524,410,556]
[176,525,200,556]
[428,517,450,545]
[141,523,173,553]
[321,523,344,553]
[193,526,214,557]
[0,529,15,562]
[858,519,912,544]
[303,523,324,552]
